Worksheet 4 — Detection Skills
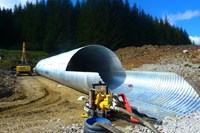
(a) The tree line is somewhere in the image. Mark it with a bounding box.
[0,0,192,53]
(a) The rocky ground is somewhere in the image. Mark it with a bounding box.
[0,45,200,133]
[116,45,200,95]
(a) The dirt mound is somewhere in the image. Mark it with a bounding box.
[115,45,200,94]
[0,70,16,98]
[115,45,200,69]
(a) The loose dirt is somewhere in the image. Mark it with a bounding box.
[116,45,200,94]
[0,76,87,132]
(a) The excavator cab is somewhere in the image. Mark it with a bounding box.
[16,42,32,76]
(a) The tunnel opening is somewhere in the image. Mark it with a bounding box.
[66,45,123,84]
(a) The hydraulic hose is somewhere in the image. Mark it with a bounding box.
[94,122,123,133]
[110,106,160,133]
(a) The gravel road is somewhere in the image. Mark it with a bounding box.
[0,76,87,133]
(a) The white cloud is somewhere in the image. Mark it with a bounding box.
[165,10,200,24]
[0,0,36,9]
[189,36,200,45]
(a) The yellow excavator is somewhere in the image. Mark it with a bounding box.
[16,42,32,76]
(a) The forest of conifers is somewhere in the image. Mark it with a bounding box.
[0,0,192,53]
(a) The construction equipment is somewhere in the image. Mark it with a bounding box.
[83,82,160,133]
[84,82,114,119]
[84,82,139,121]
[16,42,32,76]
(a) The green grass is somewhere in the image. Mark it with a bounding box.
[0,49,49,69]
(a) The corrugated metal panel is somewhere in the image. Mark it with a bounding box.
[110,71,200,119]
[35,45,200,120]
[35,45,122,93]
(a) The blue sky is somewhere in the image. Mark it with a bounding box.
[130,0,200,44]
[0,0,200,44]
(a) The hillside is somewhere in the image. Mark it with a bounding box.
[116,44,200,95]
[0,49,48,69]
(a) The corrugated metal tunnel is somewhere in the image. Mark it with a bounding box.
[65,45,124,84]
[35,45,200,120]
[35,45,124,93]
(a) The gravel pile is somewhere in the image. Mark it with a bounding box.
[50,111,200,133]
[133,53,200,95]
[48,123,83,133]
[157,111,200,133]
[130,111,200,133]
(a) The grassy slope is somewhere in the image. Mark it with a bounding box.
[0,49,49,69]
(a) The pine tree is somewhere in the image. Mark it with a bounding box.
[0,0,193,52]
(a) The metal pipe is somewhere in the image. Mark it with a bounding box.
[35,45,200,120]
[35,45,123,93]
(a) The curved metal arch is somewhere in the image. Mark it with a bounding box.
[35,45,124,93]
